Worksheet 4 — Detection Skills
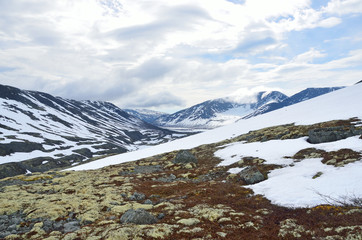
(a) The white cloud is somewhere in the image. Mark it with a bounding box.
[0,0,361,111]
[324,0,362,15]
[293,48,327,63]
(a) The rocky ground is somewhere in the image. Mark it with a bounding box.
[0,119,361,239]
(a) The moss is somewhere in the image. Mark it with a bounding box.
[312,172,323,179]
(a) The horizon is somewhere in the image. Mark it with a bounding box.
[0,0,361,113]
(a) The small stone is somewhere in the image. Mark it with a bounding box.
[129,192,146,201]
[52,221,64,231]
[157,213,165,219]
[185,163,193,169]
[63,221,80,233]
[144,199,153,205]
[120,208,158,225]
[120,193,127,198]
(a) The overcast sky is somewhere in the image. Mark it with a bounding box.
[0,0,361,112]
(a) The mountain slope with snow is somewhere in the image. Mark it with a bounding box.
[70,83,362,208]
[244,87,344,119]
[0,84,185,177]
[154,91,287,129]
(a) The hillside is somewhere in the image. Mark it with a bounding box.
[0,84,360,239]
[0,84,186,178]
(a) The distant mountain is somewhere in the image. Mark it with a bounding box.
[244,87,344,119]
[154,91,288,129]
[124,109,169,124]
[0,84,185,178]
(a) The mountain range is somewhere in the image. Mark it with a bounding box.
[0,84,345,178]
[127,87,344,129]
[0,84,186,178]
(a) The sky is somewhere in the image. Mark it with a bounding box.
[0,0,361,113]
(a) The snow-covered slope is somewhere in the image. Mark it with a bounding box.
[244,87,344,119]
[0,84,185,176]
[154,91,287,129]
[70,83,362,207]
[124,109,169,124]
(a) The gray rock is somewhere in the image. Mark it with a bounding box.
[53,221,64,231]
[120,208,158,225]
[7,224,17,231]
[144,199,153,205]
[63,221,80,233]
[157,213,165,219]
[308,126,362,144]
[42,219,54,232]
[0,231,11,239]
[173,150,198,164]
[129,192,146,201]
[238,166,265,184]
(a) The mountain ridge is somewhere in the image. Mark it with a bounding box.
[0,84,186,178]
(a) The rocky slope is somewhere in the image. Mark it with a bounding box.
[0,118,361,239]
[0,84,186,178]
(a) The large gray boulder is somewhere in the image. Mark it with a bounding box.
[120,208,158,225]
[173,150,198,164]
[307,126,362,144]
[238,166,265,184]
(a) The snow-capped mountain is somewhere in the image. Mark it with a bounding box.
[124,109,169,124]
[244,87,344,119]
[154,91,287,129]
[0,84,185,177]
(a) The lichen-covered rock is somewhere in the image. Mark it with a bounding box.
[120,208,158,225]
[307,126,362,144]
[238,166,265,184]
[177,218,200,226]
[173,150,198,164]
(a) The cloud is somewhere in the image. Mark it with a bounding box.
[120,91,184,109]
[324,0,362,15]
[0,0,361,112]
[225,86,283,103]
[125,58,177,81]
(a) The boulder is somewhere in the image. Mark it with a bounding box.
[307,126,362,144]
[238,166,265,184]
[173,150,198,164]
[120,208,158,225]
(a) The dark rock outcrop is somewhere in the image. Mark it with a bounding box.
[120,208,158,225]
[173,150,198,164]
[238,166,265,184]
[307,126,362,144]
